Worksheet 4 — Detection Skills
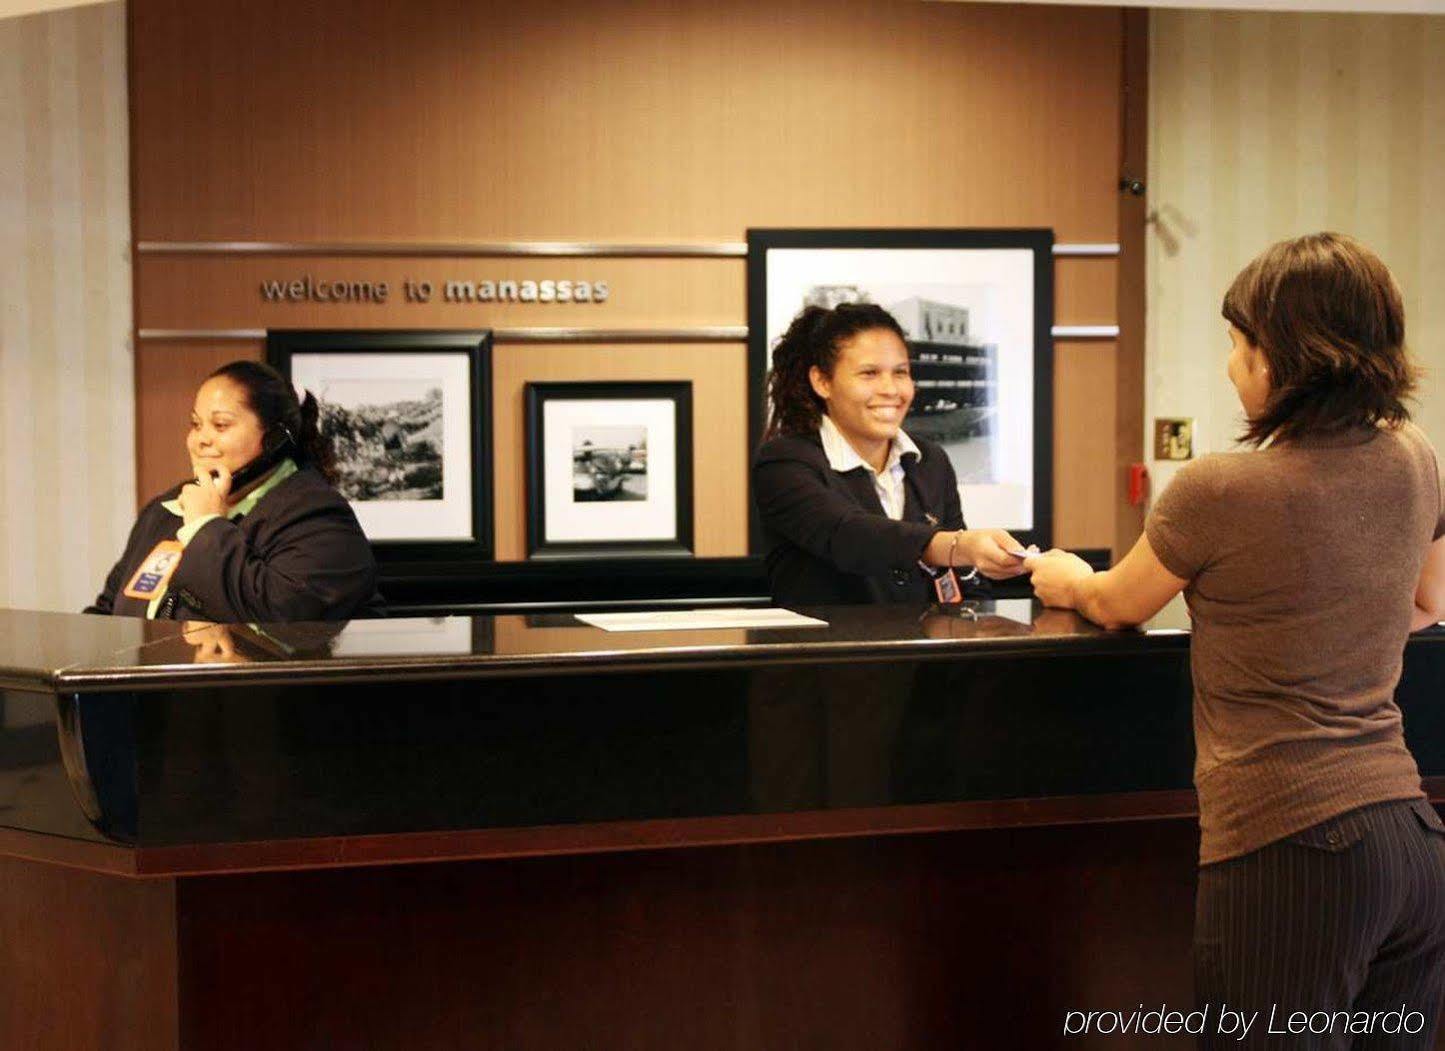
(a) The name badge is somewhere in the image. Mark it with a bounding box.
[122,541,184,600]
[931,567,963,605]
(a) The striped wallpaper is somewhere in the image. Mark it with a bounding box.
[1146,10,1445,477]
[0,1,133,614]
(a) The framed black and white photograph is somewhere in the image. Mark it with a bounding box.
[747,228,1053,550]
[525,381,693,559]
[266,329,493,562]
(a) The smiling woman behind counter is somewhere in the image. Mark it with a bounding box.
[752,302,1028,606]
[86,360,383,622]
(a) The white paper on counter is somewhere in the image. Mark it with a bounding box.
[575,608,829,632]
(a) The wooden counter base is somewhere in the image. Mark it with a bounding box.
[4,607,1442,1048]
[4,818,1203,1051]
[0,788,1202,879]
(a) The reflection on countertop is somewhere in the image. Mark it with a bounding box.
[0,595,1432,694]
[0,601,1185,691]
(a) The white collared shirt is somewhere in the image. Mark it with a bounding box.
[818,414,921,521]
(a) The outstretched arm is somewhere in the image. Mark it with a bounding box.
[1411,536,1445,632]
[754,457,939,576]
[1029,533,1189,630]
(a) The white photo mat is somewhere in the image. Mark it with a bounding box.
[542,397,679,543]
[289,351,474,542]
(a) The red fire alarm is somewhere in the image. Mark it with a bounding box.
[1128,463,1150,506]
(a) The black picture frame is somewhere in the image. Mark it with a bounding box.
[266,329,493,565]
[746,227,1055,553]
[524,381,694,559]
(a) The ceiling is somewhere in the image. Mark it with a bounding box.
[942,0,1445,12]
[5,0,1442,23]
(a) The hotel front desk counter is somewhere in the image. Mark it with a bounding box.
[3,602,1444,1050]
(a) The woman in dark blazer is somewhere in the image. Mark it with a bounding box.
[752,302,1028,606]
[86,361,384,622]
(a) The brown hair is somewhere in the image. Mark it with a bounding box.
[1221,232,1418,445]
[762,302,908,441]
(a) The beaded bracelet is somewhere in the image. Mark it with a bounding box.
[946,531,980,582]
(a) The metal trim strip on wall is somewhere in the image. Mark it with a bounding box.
[137,324,1116,342]
[496,327,748,343]
[136,241,748,257]
[1051,243,1120,257]
[135,240,1121,258]
[136,327,750,343]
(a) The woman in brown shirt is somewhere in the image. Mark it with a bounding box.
[1031,233,1445,1048]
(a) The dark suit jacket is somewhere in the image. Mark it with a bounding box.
[85,466,385,622]
[752,431,967,605]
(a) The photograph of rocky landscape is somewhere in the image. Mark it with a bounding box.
[317,381,445,502]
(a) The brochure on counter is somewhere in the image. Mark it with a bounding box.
[576,608,829,632]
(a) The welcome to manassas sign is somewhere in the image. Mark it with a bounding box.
[260,275,611,304]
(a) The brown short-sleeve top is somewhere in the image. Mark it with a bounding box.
[1145,422,1445,864]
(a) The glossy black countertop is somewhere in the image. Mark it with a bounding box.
[0,599,1221,694]
[2,601,1444,869]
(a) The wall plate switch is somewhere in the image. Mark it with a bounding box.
[1153,418,1194,460]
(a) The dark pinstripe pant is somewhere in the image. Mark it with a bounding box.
[1196,799,1445,1050]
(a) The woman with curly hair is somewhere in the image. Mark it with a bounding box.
[752,301,1029,606]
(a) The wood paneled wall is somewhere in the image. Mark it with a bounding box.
[129,0,1139,557]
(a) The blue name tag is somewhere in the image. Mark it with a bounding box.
[123,540,185,601]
